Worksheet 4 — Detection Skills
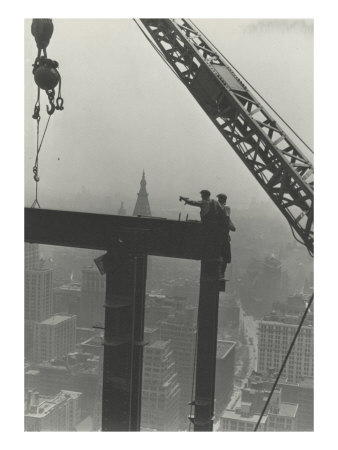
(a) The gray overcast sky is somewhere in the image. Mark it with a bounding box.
[24,19,313,218]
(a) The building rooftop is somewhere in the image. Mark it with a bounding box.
[217,340,236,359]
[271,402,298,418]
[299,377,314,389]
[148,340,169,350]
[26,369,40,376]
[55,283,81,292]
[26,390,81,418]
[260,313,313,327]
[221,409,268,424]
[39,314,75,326]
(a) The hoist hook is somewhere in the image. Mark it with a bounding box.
[46,101,55,116]
[56,96,64,111]
[46,89,56,115]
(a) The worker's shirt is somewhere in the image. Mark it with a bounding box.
[184,199,212,219]
[218,202,230,216]
[218,203,236,231]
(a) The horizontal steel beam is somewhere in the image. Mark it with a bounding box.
[25,208,204,259]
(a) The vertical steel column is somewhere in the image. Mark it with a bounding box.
[130,252,148,431]
[101,231,148,431]
[193,258,221,431]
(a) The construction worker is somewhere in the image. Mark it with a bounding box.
[179,190,217,224]
[216,193,236,279]
[179,190,223,261]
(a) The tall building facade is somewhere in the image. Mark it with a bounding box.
[25,265,53,323]
[215,340,236,416]
[160,308,197,429]
[79,266,106,327]
[33,314,76,363]
[25,242,39,271]
[53,281,81,316]
[133,171,151,217]
[141,328,180,431]
[25,243,53,358]
[257,311,314,384]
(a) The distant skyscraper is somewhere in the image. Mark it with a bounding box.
[53,281,81,316]
[257,311,314,384]
[141,327,180,431]
[25,243,39,270]
[33,314,76,363]
[215,340,236,416]
[25,263,53,323]
[80,266,106,327]
[25,244,53,358]
[118,201,127,216]
[133,171,151,217]
[160,308,197,429]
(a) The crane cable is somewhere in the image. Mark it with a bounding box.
[31,98,52,208]
[190,20,314,156]
[289,223,314,258]
[253,292,314,431]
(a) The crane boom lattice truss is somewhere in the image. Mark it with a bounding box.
[139,19,314,254]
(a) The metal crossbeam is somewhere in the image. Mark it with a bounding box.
[139,19,313,253]
[24,208,204,259]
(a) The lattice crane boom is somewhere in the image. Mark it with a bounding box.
[139,19,314,254]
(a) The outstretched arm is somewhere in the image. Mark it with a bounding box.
[179,196,202,207]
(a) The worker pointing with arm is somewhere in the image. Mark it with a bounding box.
[179,190,216,224]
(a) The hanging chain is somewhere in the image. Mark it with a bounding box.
[31,87,52,208]
[30,19,64,208]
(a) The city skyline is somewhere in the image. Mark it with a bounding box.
[21,12,317,439]
[24,166,313,431]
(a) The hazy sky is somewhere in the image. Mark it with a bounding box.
[24,19,313,218]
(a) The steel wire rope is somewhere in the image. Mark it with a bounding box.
[289,222,314,257]
[189,20,314,156]
[253,292,314,431]
[31,114,52,208]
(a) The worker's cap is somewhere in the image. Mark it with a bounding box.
[216,193,227,200]
[200,190,211,196]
